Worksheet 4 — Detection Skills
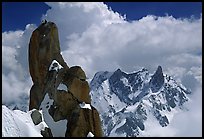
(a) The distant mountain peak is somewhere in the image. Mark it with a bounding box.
[114,68,123,75]
[150,65,164,93]
[154,65,163,77]
[116,68,122,72]
[90,67,190,137]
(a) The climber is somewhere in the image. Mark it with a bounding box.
[41,19,47,24]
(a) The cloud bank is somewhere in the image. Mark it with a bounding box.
[2,2,202,136]
[2,24,36,105]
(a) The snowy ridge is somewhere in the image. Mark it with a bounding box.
[2,105,47,137]
[90,67,191,137]
[90,71,113,91]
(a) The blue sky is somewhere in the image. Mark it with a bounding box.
[2,2,50,31]
[105,2,202,20]
[2,2,202,32]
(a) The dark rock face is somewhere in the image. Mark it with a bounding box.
[150,65,164,92]
[108,68,149,104]
[28,21,103,137]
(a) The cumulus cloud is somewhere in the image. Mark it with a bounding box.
[2,2,202,136]
[58,13,202,82]
[2,24,36,105]
[169,85,202,137]
[22,2,202,84]
[42,2,126,51]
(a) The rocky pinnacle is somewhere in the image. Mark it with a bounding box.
[28,21,103,137]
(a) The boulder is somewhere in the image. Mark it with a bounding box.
[41,127,53,137]
[31,109,42,125]
[63,66,91,103]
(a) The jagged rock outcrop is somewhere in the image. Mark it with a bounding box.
[28,21,103,137]
[150,65,164,92]
[29,22,69,110]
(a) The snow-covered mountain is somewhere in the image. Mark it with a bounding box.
[90,66,191,137]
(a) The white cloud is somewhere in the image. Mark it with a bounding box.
[169,85,202,137]
[2,73,32,105]
[59,14,201,79]
[2,2,202,136]
[40,3,202,83]
[2,24,37,78]
[42,2,125,51]
[2,24,36,106]
[2,45,19,72]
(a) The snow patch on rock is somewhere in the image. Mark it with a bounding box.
[79,102,92,110]
[49,60,63,72]
[87,132,94,137]
[57,83,68,92]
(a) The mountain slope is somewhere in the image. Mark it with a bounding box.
[90,66,191,137]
